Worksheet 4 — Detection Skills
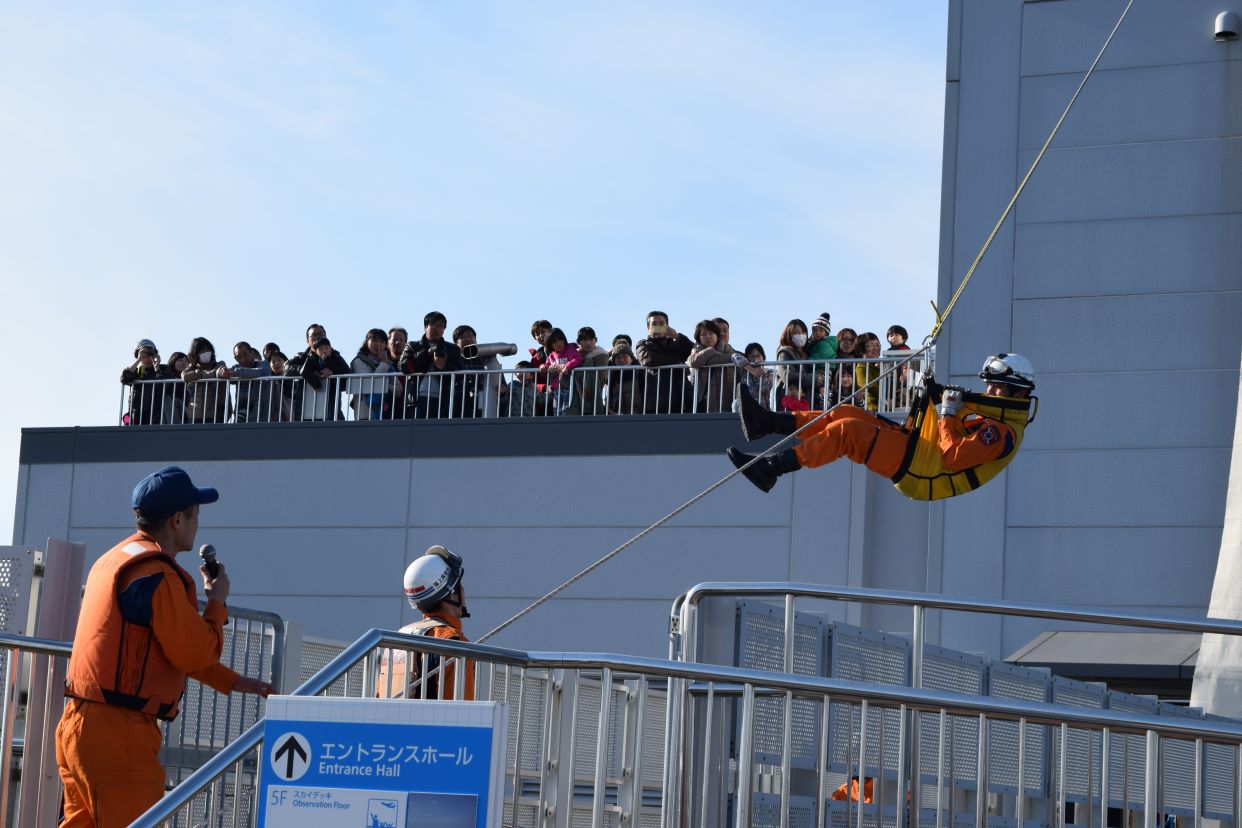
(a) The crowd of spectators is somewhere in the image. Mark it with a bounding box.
[120,311,919,425]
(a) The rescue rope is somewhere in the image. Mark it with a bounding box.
[478,0,1137,644]
[478,346,930,642]
[927,0,1136,342]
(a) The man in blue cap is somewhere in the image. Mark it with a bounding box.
[55,465,274,827]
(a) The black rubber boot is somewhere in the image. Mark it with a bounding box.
[727,447,802,493]
[736,383,797,441]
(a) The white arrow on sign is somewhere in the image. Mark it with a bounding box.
[270,732,311,781]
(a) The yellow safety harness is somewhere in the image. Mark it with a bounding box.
[890,387,1034,501]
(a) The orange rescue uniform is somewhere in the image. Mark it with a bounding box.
[790,405,1018,480]
[376,609,475,701]
[56,532,239,828]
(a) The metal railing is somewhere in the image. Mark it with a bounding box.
[117,353,931,425]
[139,626,1242,828]
[0,603,284,828]
[669,582,1242,827]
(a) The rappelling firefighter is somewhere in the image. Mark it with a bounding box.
[376,545,475,700]
[728,353,1036,500]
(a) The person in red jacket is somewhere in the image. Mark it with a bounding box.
[56,466,274,828]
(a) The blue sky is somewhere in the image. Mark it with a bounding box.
[0,3,948,542]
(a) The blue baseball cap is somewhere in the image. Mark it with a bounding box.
[131,465,219,518]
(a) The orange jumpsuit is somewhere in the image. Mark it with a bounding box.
[831,776,875,803]
[56,536,238,828]
[791,405,1016,478]
[377,609,475,701]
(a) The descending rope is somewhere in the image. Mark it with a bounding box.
[477,1,1137,644]
[478,346,930,642]
[928,0,1136,342]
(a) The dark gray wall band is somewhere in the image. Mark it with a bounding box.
[18,415,779,465]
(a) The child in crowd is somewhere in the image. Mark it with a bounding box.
[543,327,583,415]
[740,343,775,411]
[506,361,539,417]
[807,312,838,361]
[886,325,911,351]
[780,383,810,412]
[853,332,883,412]
[606,343,644,415]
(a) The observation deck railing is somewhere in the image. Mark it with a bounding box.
[117,352,931,426]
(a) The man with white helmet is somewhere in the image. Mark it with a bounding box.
[728,353,1037,501]
[377,545,474,700]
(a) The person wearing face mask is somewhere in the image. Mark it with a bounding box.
[181,337,230,423]
[377,545,474,700]
[775,319,813,412]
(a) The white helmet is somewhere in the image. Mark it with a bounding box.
[979,353,1035,392]
[403,545,465,612]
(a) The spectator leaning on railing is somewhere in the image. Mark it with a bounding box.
[606,342,644,415]
[399,311,465,419]
[543,327,582,415]
[775,319,813,412]
[636,310,694,414]
[687,319,737,413]
[286,335,351,421]
[182,337,230,423]
[121,338,179,426]
[454,324,504,418]
[218,341,271,424]
[567,326,608,416]
[850,332,884,412]
[740,343,775,409]
[348,328,395,421]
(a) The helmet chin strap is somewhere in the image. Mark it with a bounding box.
[442,587,469,618]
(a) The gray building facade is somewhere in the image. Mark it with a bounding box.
[10,0,1241,664]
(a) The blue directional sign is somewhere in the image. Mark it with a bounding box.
[257,697,507,828]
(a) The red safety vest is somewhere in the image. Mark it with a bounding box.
[64,533,198,720]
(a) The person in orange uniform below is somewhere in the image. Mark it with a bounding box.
[377,545,475,700]
[728,354,1036,499]
[56,465,274,828]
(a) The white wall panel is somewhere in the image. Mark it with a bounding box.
[1019,62,1242,151]
[1020,0,1225,77]
[1015,215,1242,299]
[15,464,73,546]
[68,459,412,528]
[1012,293,1242,374]
[1004,527,1219,605]
[407,455,790,528]
[1008,448,1229,527]
[1020,371,1238,452]
[1016,137,1242,224]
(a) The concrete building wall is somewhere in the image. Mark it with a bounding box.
[13,418,930,657]
[937,0,1242,657]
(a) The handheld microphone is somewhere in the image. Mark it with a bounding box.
[199,543,220,578]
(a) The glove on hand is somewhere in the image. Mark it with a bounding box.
[937,389,964,419]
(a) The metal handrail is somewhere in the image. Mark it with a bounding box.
[135,627,1242,827]
[116,352,930,424]
[0,631,72,657]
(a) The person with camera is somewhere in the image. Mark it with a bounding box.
[120,338,179,425]
[398,311,466,419]
[284,335,351,421]
[635,310,694,414]
[56,466,274,827]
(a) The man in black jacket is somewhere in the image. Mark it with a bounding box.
[635,310,694,414]
[285,336,351,421]
[399,311,466,418]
